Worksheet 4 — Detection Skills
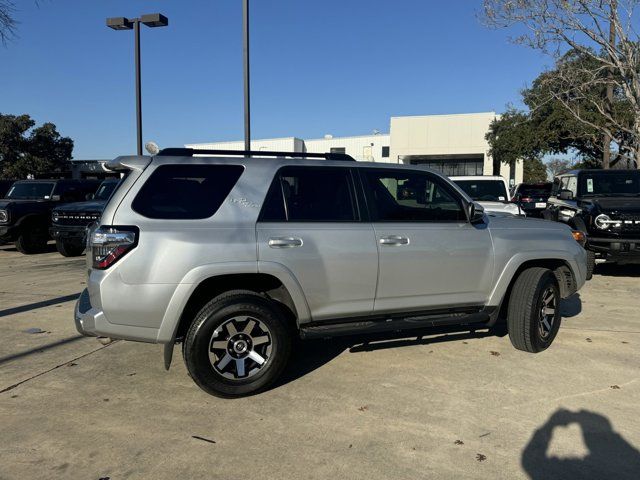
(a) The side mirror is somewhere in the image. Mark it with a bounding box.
[558,189,574,201]
[86,193,94,200]
[468,202,485,224]
[50,194,61,201]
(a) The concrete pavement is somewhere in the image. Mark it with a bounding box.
[1,244,639,479]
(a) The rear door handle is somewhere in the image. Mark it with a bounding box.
[379,235,409,246]
[268,237,303,248]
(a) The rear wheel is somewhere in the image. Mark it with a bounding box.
[56,239,85,257]
[507,267,561,353]
[183,290,292,398]
[15,223,48,254]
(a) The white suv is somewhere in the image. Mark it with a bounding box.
[451,175,522,217]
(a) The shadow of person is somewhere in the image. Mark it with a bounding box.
[522,409,640,480]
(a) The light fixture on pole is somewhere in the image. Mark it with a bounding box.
[107,14,169,156]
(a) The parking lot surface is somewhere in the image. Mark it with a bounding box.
[1,243,639,479]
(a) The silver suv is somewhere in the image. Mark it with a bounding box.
[75,149,587,397]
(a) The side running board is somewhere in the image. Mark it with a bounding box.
[299,310,492,340]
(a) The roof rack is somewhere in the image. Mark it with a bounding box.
[157,148,356,162]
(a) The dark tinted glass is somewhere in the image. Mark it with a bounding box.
[133,165,244,219]
[382,146,390,158]
[330,147,346,154]
[519,184,552,196]
[454,180,508,202]
[7,182,55,199]
[260,167,357,222]
[579,172,640,196]
[94,180,121,201]
[364,170,465,222]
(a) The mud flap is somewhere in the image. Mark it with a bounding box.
[163,342,174,371]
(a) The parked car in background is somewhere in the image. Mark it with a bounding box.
[75,149,586,398]
[451,175,522,216]
[0,179,100,254]
[0,180,17,199]
[50,178,121,256]
[510,182,553,218]
[544,169,640,278]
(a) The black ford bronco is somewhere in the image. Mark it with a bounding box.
[0,179,100,254]
[544,169,640,277]
[50,178,121,256]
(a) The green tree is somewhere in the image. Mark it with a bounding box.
[523,157,548,183]
[0,113,73,178]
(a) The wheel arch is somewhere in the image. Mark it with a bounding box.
[489,255,578,322]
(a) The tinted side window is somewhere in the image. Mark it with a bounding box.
[363,169,466,222]
[259,167,357,222]
[132,164,244,219]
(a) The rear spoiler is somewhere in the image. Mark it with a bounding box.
[105,155,152,172]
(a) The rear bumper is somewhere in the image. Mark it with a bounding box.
[74,288,159,343]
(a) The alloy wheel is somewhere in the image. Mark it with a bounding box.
[538,287,556,339]
[208,315,273,380]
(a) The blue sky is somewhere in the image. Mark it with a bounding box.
[1,1,551,159]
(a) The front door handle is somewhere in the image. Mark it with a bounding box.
[268,237,303,248]
[379,235,409,246]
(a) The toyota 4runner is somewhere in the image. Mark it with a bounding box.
[75,149,587,398]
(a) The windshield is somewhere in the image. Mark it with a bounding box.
[94,181,119,201]
[6,182,55,200]
[579,172,640,196]
[454,179,508,202]
[519,184,552,197]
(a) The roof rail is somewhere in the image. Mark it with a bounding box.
[157,148,356,162]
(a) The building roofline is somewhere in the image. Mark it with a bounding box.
[390,111,496,120]
[303,133,390,142]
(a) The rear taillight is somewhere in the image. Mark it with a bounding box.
[90,226,138,269]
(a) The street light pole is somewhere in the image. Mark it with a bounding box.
[243,0,251,152]
[107,14,168,156]
[134,19,143,156]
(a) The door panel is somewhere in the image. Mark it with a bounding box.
[373,222,493,312]
[257,165,378,321]
[360,168,494,313]
[257,224,378,320]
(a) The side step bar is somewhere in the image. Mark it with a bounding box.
[299,310,492,340]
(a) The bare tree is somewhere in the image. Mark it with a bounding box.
[482,0,640,168]
[546,157,574,178]
[0,1,17,44]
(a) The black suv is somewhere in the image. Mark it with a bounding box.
[0,179,100,254]
[51,179,121,256]
[544,169,640,277]
[511,182,553,218]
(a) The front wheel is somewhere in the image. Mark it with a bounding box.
[183,290,292,398]
[56,239,85,257]
[507,267,561,353]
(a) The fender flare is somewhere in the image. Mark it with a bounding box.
[487,251,579,306]
[156,261,311,345]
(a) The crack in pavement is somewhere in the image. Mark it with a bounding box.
[0,340,120,394]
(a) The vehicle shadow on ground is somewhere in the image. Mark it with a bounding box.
[275,324,507,390]
[522,409,640,480]
[594,263,640,278]
[559,293,582,318]
[0,242,58,254]
[0,293,80,318]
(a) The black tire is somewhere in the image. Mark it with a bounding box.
[507,267,561,353]
[15,223,48,254]
[56,239,85,257]
[585,250,596,280]
[183,290,292,398]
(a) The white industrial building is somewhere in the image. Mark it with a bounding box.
[187,112,523,185]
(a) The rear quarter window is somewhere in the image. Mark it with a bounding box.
[132,164,244,219]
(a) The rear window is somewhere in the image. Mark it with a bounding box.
[454,179,508,202]
[519,184,552,196]
[132,165,244,219]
